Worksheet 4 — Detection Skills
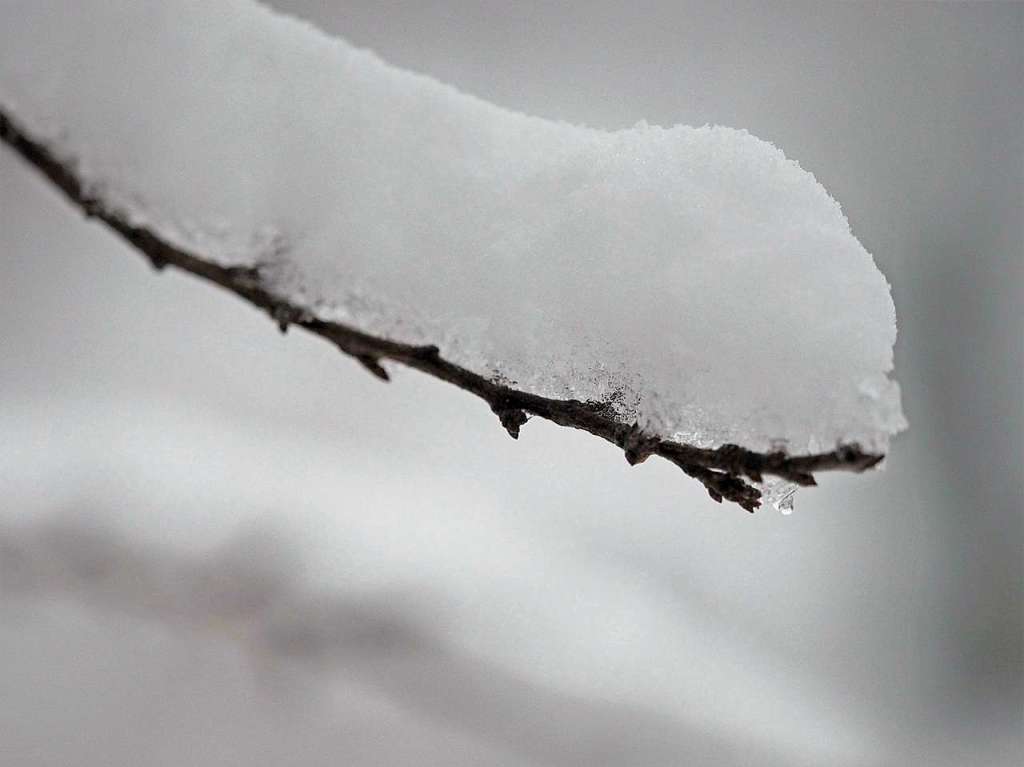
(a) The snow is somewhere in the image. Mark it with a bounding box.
[0,0,905,454]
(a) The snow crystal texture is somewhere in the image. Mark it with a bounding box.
[0,0,905,453]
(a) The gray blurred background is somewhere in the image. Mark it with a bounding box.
[0,1,1020,765]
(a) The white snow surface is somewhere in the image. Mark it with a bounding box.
[0,0,905,453]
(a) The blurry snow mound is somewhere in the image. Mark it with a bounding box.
[0,0,906,454]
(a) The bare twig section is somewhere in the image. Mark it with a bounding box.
[0,107,884,510]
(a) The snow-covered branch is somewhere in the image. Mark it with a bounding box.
[0,0,905,510]
[1,108,884,510]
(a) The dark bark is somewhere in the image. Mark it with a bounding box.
[0,107,884,511]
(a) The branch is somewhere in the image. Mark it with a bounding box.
[0,107,883,511]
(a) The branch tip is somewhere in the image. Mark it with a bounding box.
[491,403,528,439]
[621,422,657,466]
[271,305,292,334]
[357,355,390,381]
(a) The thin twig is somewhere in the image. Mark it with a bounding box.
[0,107,884,511]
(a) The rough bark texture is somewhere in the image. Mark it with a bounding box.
[0,107,885,511]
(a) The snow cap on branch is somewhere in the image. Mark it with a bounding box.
[0,0,906,508]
